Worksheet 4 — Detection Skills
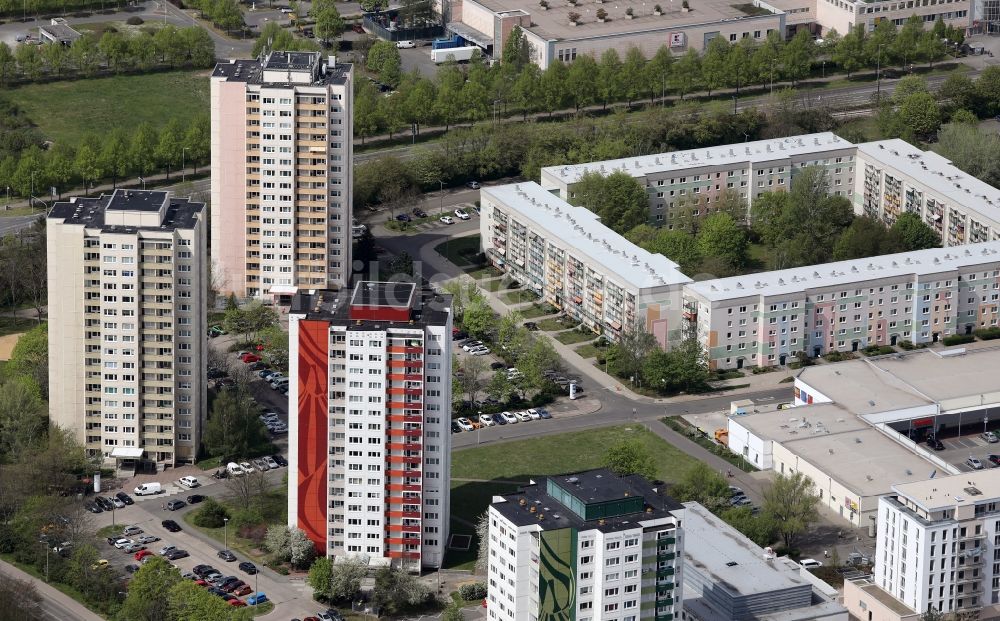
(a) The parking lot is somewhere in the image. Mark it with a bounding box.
[931,429,1000,472]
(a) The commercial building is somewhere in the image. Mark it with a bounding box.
[38,18,81,45]
[211,51,353,301]
[287,282,452,571]
[540,133,856,228]
[486,469,683,621]
[682,502,847,621]
[684,241,1000,370]
[481,183,691,345]
[47,189,208,466]
[857,139,1000,247]
[845,469,1000,619]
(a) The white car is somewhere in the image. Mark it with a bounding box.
[113,538,134,549]
[500,411,518,424]
[178,476,200,488]
[469,346,491,356]
[265,456,279,469]
[440,216,455,225]
[526,409,542,420]
[456,418,475,431]
[982,431,999,443]
[122,526,143,536]
[351,224,367,239]
[515,411,532,423]
[478,414,496,427]
[396,40,416,48]
[462,341,484,351]
[799,558,823,569]
[240,461,255,473]
[454,208,470,220]
[159,545,177,556]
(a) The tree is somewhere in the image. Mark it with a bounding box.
[101,128,131,188]
[264,526,315,568]
[832,24,866,77]
[897,91,941,139]
[781,29,814,84]
[74,143,102,194]
[117,556,181,621]
[934,122,1000,188]
[539,60,569,116]
[720,506,776,547]
[669,462,731,511]
[7,322,47,397]
[462,297,495,339]
[202,390,269,462]
[167,579,253,620]
[213,0,246,34]
[328,556,368,602]
[155,118,185,179]
[0,574,41,620]
[938,73,978,116]
[605,323,657,382]
[501,25,530,70]
[892,15,922,69]
[696,213,747,271]
[307,557,335,601]
[0,378,47,463]
[129,122,159,177]
[597,49,624,109]
[311,0,345,47]
[372,566,432,615]
[485,370,515,402]
[191,497,231,529]
[886,212,940,251]
[455,354,489,403]
[511,63,541,120]
[70,34,101,76]
[475,511,490,574]
[0,42,15,85]
[566,53,598,111]
[671,48,702,99]
[603,439,657,480]
[701,37,731,96]
[621,47,647,106]
[833,216,887,260]
[761,472,820,549]
[443,602,466,621]
[920,607,945,621]
[572,170,648,234]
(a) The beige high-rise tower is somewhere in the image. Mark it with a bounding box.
[211,51,354,301]
[47,189,208,466]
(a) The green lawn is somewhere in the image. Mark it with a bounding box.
[537,316,577,331]
[520,303,557,319]
[0,316,38,338]
[0,552,99,616]
[466,266,500,280]
[500,290,538,305]
[3,70,210,145]
[434,235,483,268]
[555,329,595,345]
[479,278,504,292]
[181,489,287,560]
[574,343,605,359]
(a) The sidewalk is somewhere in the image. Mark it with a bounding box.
[0,558,103,621]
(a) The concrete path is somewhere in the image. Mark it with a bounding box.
[0,558,103,621]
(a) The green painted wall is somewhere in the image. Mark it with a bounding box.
[538,528,577,621]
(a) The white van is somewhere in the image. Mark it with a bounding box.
[134,482,162,496]
[177,476,200,488]
[227,462,245,476]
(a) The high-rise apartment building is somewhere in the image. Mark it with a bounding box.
[287,282,452,571]
[47,189,208,466]
[487,469,684,621]
[211,51,353,301]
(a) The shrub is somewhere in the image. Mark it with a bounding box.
[822,351,854,363]
[975,327,1000,340]
[596,8,607,19]
[625,6,633,14]
[942,333,974,346]
[459,583,488,600]
[751,366,775,374]
[192,498,231,528]
[231,506,264,529]
[125,16,144,24]
[568,11,580,22]
[898,339,915,350]
[862,345,895,357]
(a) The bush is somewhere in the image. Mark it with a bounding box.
[942,333,975,346]
[231,506,264,529]
[975,327,1000,340]
[192,497,231,528]
[862,345,895,357]
[822,351,854,363]
[751,366,775,374]
[458,583,487,600]
[125,16,144,24]
[898,339,915,350]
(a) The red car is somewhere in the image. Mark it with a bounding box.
[195,579,208,587]
[241,353,260,363]
[227,599,247,607]
[135,550,153,561]
[233,584,252,596]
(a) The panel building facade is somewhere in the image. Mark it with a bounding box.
[47,189,208,466]
[287,282,451,571]
[211,51,353,301]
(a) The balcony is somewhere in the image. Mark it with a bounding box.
[386,551,421,560]
[388,428,422,439]
[386,455,421,465]
[386,524,420,533]
[386,510,421,519]
[388,414,423,424]
[387,483,422,492]
[386,537,422,546]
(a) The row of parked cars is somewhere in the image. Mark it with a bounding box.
[260,411,287,435]
[86,491,135,514]
[226,453,287,477]
[184,563,265,607]
[453,408,553,432]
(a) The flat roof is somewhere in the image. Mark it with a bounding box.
[730,402,869,444]
[491,469,682,532]
[470,0,780,42]
[541,133,850,186]
[850,579,917,616]
[483,182,690,291]
[860,140,1000,227]
[107,189,168,212]
[682,502,813,596]
[349,281,416,309]
[797,348,1000,413]
[892,468,1000,511]
[48,190,203,231]
[212,53,351,86]
[290,286,451,328]
[687,241,1000,303]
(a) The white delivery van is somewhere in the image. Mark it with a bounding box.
[134,482,162,496]
[227,462,245,476]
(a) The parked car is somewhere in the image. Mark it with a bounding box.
[116,492,135,505]
[247,593,269,606]
[166,500,187,511]
[926,436,945,450]
[478,414,496,427]
[526,409,542,420]
[799,558,823,569]
[218,549,238,562]
[125,564,141,574]
[233,584,253,596]
[85,502,103,514]
[227,462,245,476]
[466,181,481,189]
[160,545,178,556]
[178,476,200,488]
[982,431,999,443]
[396,40,415,48]
[462,341,484,351]
[187,495,205,504]
[537,408,553,419]
[412,207,428,218]
[113,539,134,549]
[135,550,154,562]
[454,208,470,220]
[265,456,279,469]
[968,456,985,470]
[990,455,1000,466]
[319,610,346,621]
[162,520,182,532]
[240,461,255,474]
[468,346,490,356]
[112,497,125,509]
[272,454,288,467]
[451,421,463,433]
[165,549,189,560]
[395,213,411,222]
[122,525,143,536]
[238,561,258,575]
[524,321,538,331]
[137,535,160,544]
[500,411,518,424]
[440,215,455,225]
[456,418,475,431]
[515,411,532,423]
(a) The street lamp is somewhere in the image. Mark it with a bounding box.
[822,60,826,79]
[30,170,37,199]
[876,44,885,102]
[732,95,737,115]
[438,180,445,216]
[770,59,776,94]
[182,147,189,183]
[224,517,229,552]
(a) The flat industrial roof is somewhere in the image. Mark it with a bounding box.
[687,241,1000,303]
[730,402,869,444]
[797,348,1000,414]
[470,0,779,42]
[483,182,690,291]
[350,281,416,309]
[48,190,203,231]
[860,140,1000,227]
[541,133,850,186]
[682,502,813,596]
[892,468,1000,511]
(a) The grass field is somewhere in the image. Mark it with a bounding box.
[181,488,287,560]
[574,343,605,359]
[555,329,595,345]
[537,316,577,331]
[479,278,504,292]
[3,70,210,145]
[520,303,557,319]
[500,290,538,305]
[434,235,483,268]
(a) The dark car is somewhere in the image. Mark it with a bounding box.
[162,519,182,532]
[96,496,115,511]
[494,413,507,425]
[165,549,189,560]
[125,564,141,574]
[187,495,205,504]
[490,361,505,370]
[86,502,104,514]
[272,454,287,467]
[451,421,462,433]
[412,207,428,218]
[926,436,945,451]
[193,564,214,576]
[166,500,187,511]
[452,330,468,340]
[238,561,258,575]
[115,492,134,506]
[208,587,228,598]
[218,550,237,562]
[524,322,538,331]
[395,214,411,222]
[207,367,226,379]
[538,409,553,419]
[990,454,1000,466]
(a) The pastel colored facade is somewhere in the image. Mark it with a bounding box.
[540,133,856,228]
[480,182,691,346]
[857,139,1000,248]
[211,51,353,301]
[287,282,451,571]
[685,242,1000,370]
[487,469,683,621]
[47,190,207,466]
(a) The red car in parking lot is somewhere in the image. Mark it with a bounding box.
[135,550,153,562]
[241,353,261,363]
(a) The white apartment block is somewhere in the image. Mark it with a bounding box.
[211,51,353,301]
[850,471,1000,619]
[480,183,691,346]
[287,282,451,571]
[47,189,207,466]
[487,470,683,621]
[540,133,857,228]
[685,241,1000,369]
